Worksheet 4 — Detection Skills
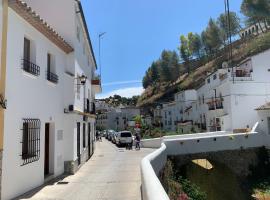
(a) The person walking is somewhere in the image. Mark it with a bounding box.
[135,133,141,150]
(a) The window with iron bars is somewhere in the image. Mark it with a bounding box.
[21,119,41,166]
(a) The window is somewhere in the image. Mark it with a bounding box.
[83,123,86,148]
[207,78,210,83]
[23,38,39,76]
[24,38,30,61]
[213,74,217,80]
[47,53,58,83]
[202,95,205,104]
[21,119,41,166]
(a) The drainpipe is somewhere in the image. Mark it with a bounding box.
[0,0,8,151]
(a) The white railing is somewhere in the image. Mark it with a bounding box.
[141,143,169,200]
[140,123,267,200]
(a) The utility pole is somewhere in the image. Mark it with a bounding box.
[98,32,106,81]
[224,0,234,83]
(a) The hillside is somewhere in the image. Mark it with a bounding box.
[137,31,270,107]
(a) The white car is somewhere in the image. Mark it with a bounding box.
[116,131,133,146]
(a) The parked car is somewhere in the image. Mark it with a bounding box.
[116,131,133,146]
[112,132,118,144]
[107,130,115,141]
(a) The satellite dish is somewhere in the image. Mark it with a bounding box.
[222,62,229,69]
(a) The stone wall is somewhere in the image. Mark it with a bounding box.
[170,147,266,177]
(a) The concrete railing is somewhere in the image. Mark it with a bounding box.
[141,143,170,200]
[140,126,267,200]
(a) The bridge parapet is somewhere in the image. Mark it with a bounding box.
[141,128,268,200]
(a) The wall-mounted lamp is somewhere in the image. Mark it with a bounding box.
[76,74,87,85]
[0,94,7,109]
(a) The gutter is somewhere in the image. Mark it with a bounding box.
[75,0,97,69]
[0,0,8,150]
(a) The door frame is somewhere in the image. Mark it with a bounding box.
[88,123,91,159]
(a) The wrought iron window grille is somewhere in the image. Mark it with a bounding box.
[47,71,59,83]
[22,59,40,76]
[20,118,41,166]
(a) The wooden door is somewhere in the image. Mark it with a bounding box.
[44,123,50,175]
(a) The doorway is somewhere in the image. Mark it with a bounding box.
[44,123,50,176]
[77,122,81,165]
[88,123,91,158]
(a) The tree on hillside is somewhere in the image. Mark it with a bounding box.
[188,32,202,58]
[217,12,241,43]
[170,51,181,81]
[201,18,223,53]
[160,50,173,82]
[241,0,270,32]
[142,68,152,89]
[150,61,160,83]
[179,35,192,73]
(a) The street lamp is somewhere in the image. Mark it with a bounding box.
[99,32,106,81]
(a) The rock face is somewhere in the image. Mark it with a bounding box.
[170,147,269,177]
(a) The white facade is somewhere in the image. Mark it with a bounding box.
[97,106,140,131]
[240,22,269,38]
[1,1,100,199]
[160,49,270,134]
[196,49,270,132]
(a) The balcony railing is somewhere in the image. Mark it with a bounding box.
[22,59,40,76]
[207,99,223,110]
[47,71,58,84]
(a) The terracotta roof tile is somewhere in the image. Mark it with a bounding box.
[9,0,74,54]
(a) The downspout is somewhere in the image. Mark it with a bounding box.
[0,0,8,151]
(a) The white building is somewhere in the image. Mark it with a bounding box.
[196,49,270,132]
[162,102,177,131]
[97,106,140,131]
[161,90,197,132]
[0,0,101,199]
[240,22,269,38]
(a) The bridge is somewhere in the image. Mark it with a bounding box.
[140,122,270,200]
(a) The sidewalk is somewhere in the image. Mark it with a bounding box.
[17,140,154,200]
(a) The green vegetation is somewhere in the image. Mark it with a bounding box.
[248,148,270,198]
[138,0,270,107]
[160,160,207,200]
[100,95,139,108]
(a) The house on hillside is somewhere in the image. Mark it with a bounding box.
[0,0,101,199]
[240,22,270,38]
[196,49,270,132]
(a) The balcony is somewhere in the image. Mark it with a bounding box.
[91,75,102,93]
[230,70,252,81]
[22,59,40,76]
[47,71,58,84]
[207,99,223,110]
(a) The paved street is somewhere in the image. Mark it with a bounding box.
[17,140,153,200]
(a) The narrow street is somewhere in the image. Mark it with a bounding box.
[17,140,154,200]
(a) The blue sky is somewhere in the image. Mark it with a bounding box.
[81,0,243,98]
